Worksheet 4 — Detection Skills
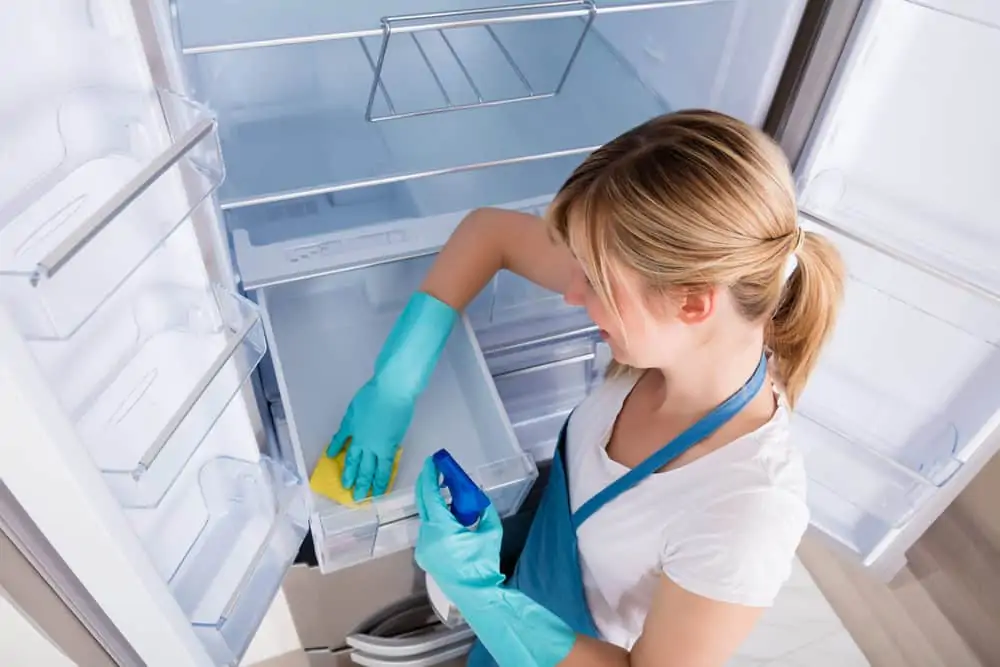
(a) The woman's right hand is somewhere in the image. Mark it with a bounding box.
[327,376,415,501]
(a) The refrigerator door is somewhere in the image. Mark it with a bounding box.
[789,0,1000,579]
[0,2,307,665]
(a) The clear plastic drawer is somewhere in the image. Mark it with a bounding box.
[157,455,309,666]
[28,284,267,508]
[489,334,604,461]
[259,254,537,573]
[0,88,223,339]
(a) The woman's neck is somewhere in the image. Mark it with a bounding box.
[649,331,768,419]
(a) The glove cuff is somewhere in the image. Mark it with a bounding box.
[450,586,577,667]
[374,292,457,397]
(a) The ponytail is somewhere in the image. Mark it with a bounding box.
[766,231,845,406]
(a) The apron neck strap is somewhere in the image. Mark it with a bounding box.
[572,352,769,529]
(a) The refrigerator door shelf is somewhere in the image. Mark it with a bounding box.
[793,414,935,564]
[28,283,267,509]
[0,88,224,340]
[796,0,1000,294]
[260,252,536,574]
[796,216,1000,561]
[155,455,309,667]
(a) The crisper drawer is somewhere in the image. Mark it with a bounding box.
[797,0,1000,293]
[794,215,1000,565]
[0,87,223,339]
[259,253,537,573]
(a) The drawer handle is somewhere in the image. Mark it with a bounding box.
[33,117,216,283]
[492,351,595,380]
[347,626,475,657]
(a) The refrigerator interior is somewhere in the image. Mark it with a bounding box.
[792,0,1000,565]
[171,0,807,574]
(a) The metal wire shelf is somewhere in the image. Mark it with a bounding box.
[364,0,598,122]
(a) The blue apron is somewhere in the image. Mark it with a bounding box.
[467,353,768,666]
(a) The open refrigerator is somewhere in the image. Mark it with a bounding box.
[0,0,998,665]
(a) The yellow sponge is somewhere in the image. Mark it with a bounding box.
[309,441,403,507]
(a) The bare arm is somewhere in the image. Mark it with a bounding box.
[560,575,764,667]
[419,207,578,311]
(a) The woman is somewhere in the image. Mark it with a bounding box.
[329,110,845,666]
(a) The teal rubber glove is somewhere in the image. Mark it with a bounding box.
[414,458,577,667]
[328,293,457,501]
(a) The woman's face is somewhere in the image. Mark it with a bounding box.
[563,259,704,370]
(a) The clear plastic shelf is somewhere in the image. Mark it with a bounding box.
[259,253,537,573]
[0,88,224,340]
[166,456,309,666]
[29,284,267,508]
[798,365,963,486]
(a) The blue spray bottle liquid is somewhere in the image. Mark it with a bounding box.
[426,449,492,628]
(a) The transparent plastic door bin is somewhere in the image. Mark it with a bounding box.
[259,255,537,572]
[793,217,1000,561]
[166,456,309,666]
[0,88,224,339]
[29,284,267,508]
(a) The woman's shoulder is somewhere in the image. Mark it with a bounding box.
[660,406,809,607]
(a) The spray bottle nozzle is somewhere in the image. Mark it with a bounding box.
[432,449,490,527]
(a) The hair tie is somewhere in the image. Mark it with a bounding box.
[782,228,804,283]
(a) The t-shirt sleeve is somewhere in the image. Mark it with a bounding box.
[660,489,809,607]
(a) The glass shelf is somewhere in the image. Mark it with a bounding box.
[260,253,537,573]
[29,284,267,508]
[186,16,666,209]
[165,456,309,666]
[0,88,223,340]
[173,0,719,55]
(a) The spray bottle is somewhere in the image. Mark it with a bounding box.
[426,449,492,628]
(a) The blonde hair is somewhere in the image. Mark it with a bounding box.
[548,110,845,406]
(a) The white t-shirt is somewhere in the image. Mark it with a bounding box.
[566,372,809,650]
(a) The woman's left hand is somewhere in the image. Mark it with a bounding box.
[413,457,506,598]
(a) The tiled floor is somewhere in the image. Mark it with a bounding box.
[727,558,869,666]
[799,453,1000,667]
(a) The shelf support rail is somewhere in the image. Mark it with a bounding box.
[364,0,597,123]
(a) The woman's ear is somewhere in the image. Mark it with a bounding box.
[676,288,715,324]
